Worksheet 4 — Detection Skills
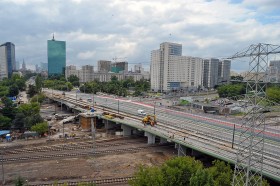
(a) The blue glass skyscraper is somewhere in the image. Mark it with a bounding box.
[0,42,15,78]
[47,35,66,77]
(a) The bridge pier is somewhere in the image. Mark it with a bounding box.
[121,124,133,136]
[105,120,115,130]
[144,131,156,144]
[160,137,167,144]
[177,144,187,156]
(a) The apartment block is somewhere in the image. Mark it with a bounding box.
[97,60,111,72]
[218,60,231,84]
[151,42,203,92]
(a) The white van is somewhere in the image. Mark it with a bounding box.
[137,109,146,116]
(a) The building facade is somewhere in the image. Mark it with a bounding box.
[151,42,203,92]
[0,42,15,79]
[97,60,111,72]
[0,45,8,80]
[134,64,144,73]
[267,60,280,83]
[111,61,128,73]
[203,58,219,88]
[80,65,94,82]
[65,65,149,83]
[218,60,231,84]
[48,36,66,77]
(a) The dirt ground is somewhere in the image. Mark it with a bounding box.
[1,102,176,185]
[3,144,175,185]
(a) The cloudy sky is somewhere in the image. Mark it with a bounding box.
[1,0,280,72]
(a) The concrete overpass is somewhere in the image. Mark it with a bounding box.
[43,89,280,182]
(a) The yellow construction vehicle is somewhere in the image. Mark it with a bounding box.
[142,115,157,126]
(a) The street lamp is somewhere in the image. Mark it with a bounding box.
[154,102,156,115]
[1,147,5,185]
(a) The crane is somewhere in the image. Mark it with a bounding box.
[227,43,280,186]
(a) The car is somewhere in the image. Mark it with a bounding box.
[87,98,92,102]
[137,109,146,116]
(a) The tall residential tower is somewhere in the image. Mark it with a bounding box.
[151,42,203,92]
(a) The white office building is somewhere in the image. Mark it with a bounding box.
[151,42,203,92]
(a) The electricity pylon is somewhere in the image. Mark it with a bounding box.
[227,43,280,186]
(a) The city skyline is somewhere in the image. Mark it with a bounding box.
[0,0,280,72]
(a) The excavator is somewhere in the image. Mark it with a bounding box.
[142,115,157,126]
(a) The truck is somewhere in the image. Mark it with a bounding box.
[142,115,157,126]
[137,109,146,116]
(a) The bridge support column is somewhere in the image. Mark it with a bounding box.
[177,144,186,156]
[144,131,156,144]
[160,137,167,144]
[121,125,133,136]
[105,120,115,130]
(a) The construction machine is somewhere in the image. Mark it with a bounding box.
[142,115,157,126]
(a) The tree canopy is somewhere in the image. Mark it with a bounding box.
[217,84,246,98]
[129,157,270,186]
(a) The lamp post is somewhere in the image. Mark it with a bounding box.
[154,102,156,115]
[1,151,4,185]
[232,124,236,149]
[118,100,120,114]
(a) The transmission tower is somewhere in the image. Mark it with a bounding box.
[227,43,280,186]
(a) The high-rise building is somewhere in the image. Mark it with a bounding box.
[0,46,8,80]
[203,58,219,88]
[97,60,111,72]
[111,61,128,73]
[267,60,280,82]
[47,35,66,77]
[80,65,94,82]
[218,60,231,84]
[0,42,15,79]
[151,42,203,92]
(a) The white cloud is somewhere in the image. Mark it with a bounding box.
[77,51,96,60]
[0,0,279,72]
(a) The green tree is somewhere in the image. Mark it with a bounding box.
[266,86,280,103]
[30,93,45,103]
[35,75,43,93]
[18,102,40,116]
[217,84,246,98]
[129,165,164,186]
[190,169,215,186]
[0,85,9,97]
[0,115,11,129]
[161,156,203,185]
[14,176,26,186]
[31,122,48,135]
[12,112,26,130]
[27,84,37,97]
[65,82,73,91]
[209,160,232,186]
[15,78,26,91]
[0,97,17,120]
[68,75,80,87]
[8,84,19,97]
